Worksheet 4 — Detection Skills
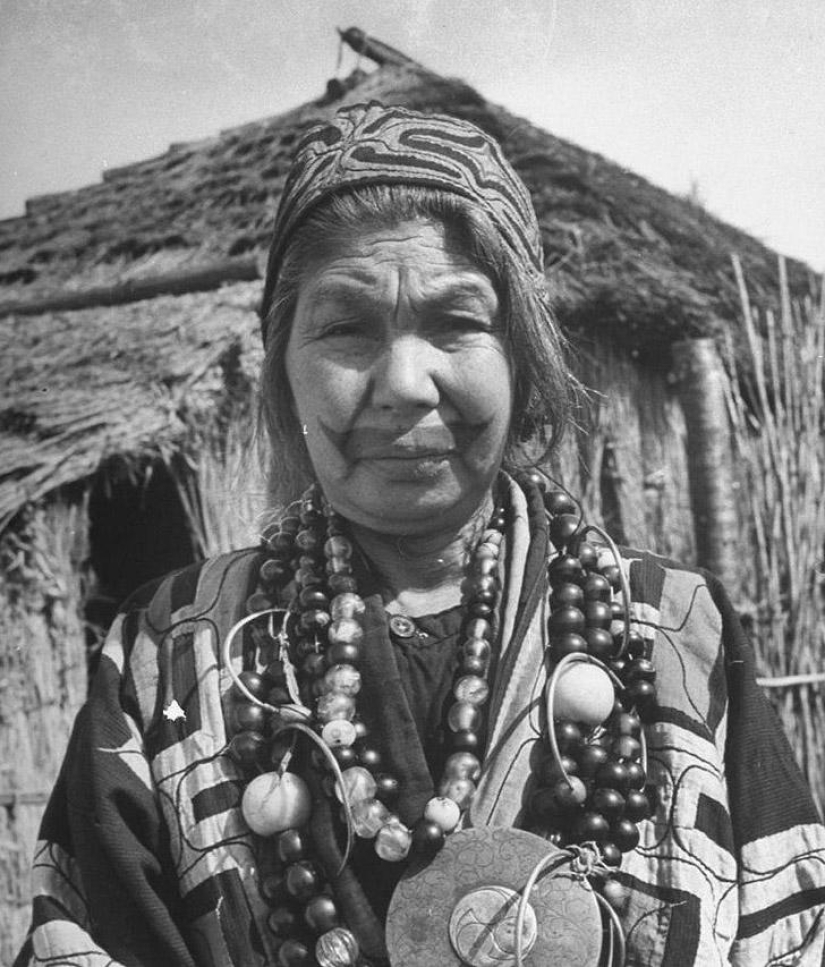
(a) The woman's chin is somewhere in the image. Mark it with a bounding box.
[326,462,492,535]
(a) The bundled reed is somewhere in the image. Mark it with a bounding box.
[724,256,825,813]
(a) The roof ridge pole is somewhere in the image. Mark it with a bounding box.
[672,337,741,596]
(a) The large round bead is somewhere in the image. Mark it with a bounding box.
[375,818,412,862]
[327,618,364,648]
[330,592,366,620]
[316,927,360,967]
[316,692,355,723]
[550,663,615,727]
[241,772,311,836]
[453,675,489,705]
[351,797,390,838]
[335,766,376,805]
[323,664,361,697]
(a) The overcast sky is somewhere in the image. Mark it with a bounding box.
[2,0,823,270]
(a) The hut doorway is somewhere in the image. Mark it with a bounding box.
[85,457,197,667]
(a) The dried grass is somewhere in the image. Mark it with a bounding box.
[724,256,825,812]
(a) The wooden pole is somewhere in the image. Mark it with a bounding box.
[672,337,741,594]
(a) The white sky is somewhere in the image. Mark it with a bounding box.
[2,0,823,270]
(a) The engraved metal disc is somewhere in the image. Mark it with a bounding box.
[386,827,603,967]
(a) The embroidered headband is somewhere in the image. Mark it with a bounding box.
[260,102,545,339]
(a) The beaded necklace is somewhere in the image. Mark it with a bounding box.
[221,477,657,967]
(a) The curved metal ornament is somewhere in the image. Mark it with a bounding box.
[386,827,603,967]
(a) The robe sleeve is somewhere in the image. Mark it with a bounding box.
[14,598,197,967]
[710,574,825,965]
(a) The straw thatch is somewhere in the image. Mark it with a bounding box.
[1,55,822,963]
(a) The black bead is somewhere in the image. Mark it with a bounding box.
[359,747,382,772]
[228,731,267,769]
[584,627,615,661]
[624,680,657,718]
[625,761,647,791]
[298,587,329,610]
[600,842,623,867]
[575,541,599,570]
[259,870,288,905]
[554,721,583,754]
[304,894,340,934]
[538,753,579,784]
[584,600,613,629]
[326,642,361,665]
[590,787,625,820]
[613,711,642,737]
[237,671,269,701]
[449,729,480,753]
[411,819,445,855]
[548,554,585,586]
[574,811,609,842]
[264,660,287,686]
[624,658,657,683]
[549,513,583,550]
[468,601,494,618]
[277,829,306,864]
[612,735,642,761]
[576,744,609,779]
[610,600,626,622]
[547,606,586,636]
[267,904,300,938]
[595,760,630,793]
[524,471,547,493]
[545,490,577,515]
[374,773,400,802]
[626,630,647,659]
[233,702,268,733]
[332,746,358,769]
[461,655,489,677]
[551,582,585,609]
[600,564,623,591]
[624,789,651,822]
[583,574,612,602]
[284,861,319,901]
[611,818,641,852]
[550,633,588,659]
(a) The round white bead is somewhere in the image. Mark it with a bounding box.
[240,771,311,836]
[424,796,461,832]
[551,663,615,726]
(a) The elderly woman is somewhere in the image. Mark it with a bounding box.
[16,105,825,967]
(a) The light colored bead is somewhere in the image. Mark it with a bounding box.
[351,797,390,838]
[323,663,361,697]
[324,536,353,560]
[551,663,615,726]
[330,593,366,620]
[241,772,311,836]
[335,766,376,805]
[481,529,503,546]
[444,751,481,781]
[315,926,360,967]
[321,720,357,748]
[424,796,461,832]
[316,692,355,723]
[328,618,364,647]
[453,675,489,705]
[447,701,481,733]
[374,818,412,861]
[438,777,475,809]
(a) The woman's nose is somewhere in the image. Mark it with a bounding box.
[369,334,441,411]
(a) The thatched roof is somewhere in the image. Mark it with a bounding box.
[0,63,815,529]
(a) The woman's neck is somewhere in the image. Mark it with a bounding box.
[350,492,495,617]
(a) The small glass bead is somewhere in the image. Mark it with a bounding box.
[323,664,361,697]
[295,529,320,551]
[321,720,357,748]
[328,618,364,647]
[374,818,412,862]
[330,592,366,620]
[335,766,376,805]
[324,536,353,560]
[326,558,352,576]
[424,796,461,832]
[351,797,391,838]
[453,675,489,705]
[444,751,481,781]
[316,692,355,723]
[315,927,360,967]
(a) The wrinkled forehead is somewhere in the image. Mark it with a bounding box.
[261,102,544,338]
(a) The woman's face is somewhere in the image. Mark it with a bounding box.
[284,219,513,535]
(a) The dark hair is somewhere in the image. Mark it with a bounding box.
[259,183,575,506]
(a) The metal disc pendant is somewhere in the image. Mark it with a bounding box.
[386,827,603,967]
[389,614,418,638]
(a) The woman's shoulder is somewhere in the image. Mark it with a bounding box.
[118,546,269,626]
